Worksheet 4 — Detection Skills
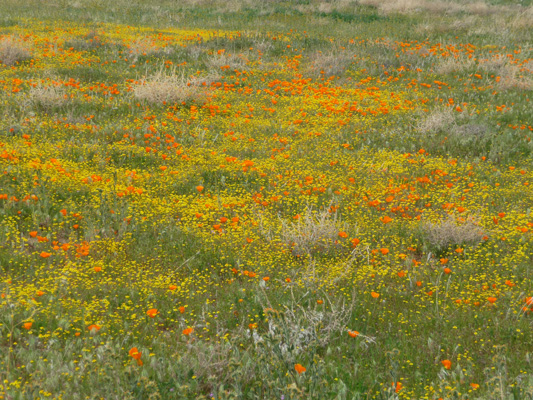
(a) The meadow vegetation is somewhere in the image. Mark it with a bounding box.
[0,0,532,398]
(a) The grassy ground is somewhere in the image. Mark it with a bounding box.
[0,0,532,399]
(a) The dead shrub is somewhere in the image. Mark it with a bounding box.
[281,207,347,257]
[133,69,216,105]
[417,107,455,135]
[29,84,69,111]
[421,216,485,253]
[359,0,460,14]
[308,50,353,77]
[435,55,475,75]
[63,31,104,51]
[127,38,163,61]
[207,52,248,71]
[479,55,533,91]
[0,36,32,66]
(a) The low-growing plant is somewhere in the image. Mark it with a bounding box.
[0,35,32,66]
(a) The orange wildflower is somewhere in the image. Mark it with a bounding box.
[294,364,306,374]
[441,359,452,370]
[22,322,32,330]
[129,347,143,366]
[87,324,101,332]
[348,330,359,338]
[182,327,194,335]
[146,308,159,318]
[371,291,380,298]
[40,252,51,258]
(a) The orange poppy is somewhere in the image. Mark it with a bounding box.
[487,297,497,304]
[146,309,159,318]
[40,252,51,258]
[87,324,101,332]
[294,364,306,374]
[371,292,379,298]
[22,322,32,330]
[196,185,204,192]
[169,285,177,291]
[348,330,359,338]
[441,359,452,370]
[182,327,194,335]
[444,268,452,274]
[129,347,143,366]
[338,231,348,238]
[179,306,185,313]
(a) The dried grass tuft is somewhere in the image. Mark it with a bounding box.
[29,84,69,110]
[417,107,455,134]
[422,216,485,253]
[281,207,347,257]
[0,36,32,66]
[308,50,353,77]
[435,55,475,75]
[133,69,217,105]
[479,55,533,91]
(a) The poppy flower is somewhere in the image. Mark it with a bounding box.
[182,327,194,335]
[381,216,393,224]
[196,185,204,192]
[338,231,348,238]
[146,309,159,318]
[294,364,306,374]
[441,359,452,370]
[179,306,185,313]
[348,330,359,338]
[169,285,177,291]
[487,297,497,304]
[129,347,143,366]
[87,324,101,332]
[40,252,51,258]
[371,292,380,298]
[444,268,452,274]
[22,322,32,330]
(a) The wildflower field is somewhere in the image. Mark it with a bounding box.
[0,0,532,398]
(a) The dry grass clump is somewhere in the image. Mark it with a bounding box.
[133,69,216,105]
[479,55,533,91]
[511,5,533,29]
[359,0,460,14]
[0,35,32,66]
[417,107,455,134]
[128,37,165,58]
[359,0,509,15]
[435,55,475,75]
[63,31,104,51]
[281,207,347,257]
[29,84,69,110]
[422,216,485,253]
[207,52,248,71]
[308,50,353,77]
